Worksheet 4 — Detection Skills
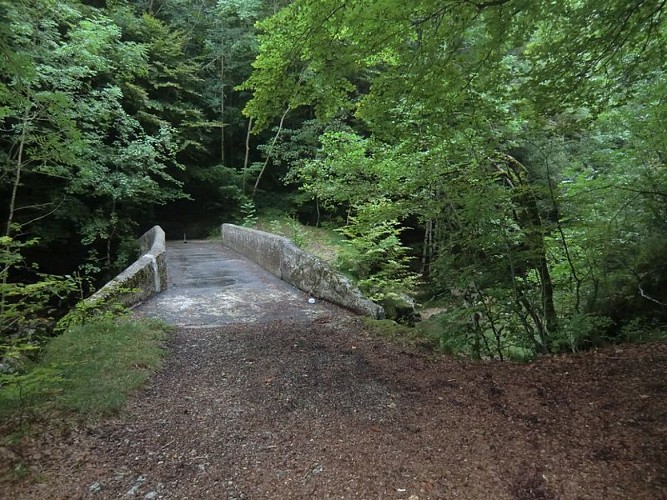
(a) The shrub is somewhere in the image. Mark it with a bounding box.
[336,216,419,305]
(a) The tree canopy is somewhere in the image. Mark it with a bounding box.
[241,0,667,355]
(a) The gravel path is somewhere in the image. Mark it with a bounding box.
[2,241,665,499]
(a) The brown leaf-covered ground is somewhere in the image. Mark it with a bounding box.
[1,312,665,499]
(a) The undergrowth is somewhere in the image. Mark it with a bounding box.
[361,317,438,352]
[402,298,665,362]
[254,211,344,263]
[249,211,666,360]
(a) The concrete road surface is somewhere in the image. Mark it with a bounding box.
[134,240,338,327]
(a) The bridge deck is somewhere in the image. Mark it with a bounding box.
[134,240,338,327]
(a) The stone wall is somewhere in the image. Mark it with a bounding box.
[84,226,167,309]
[221,224,385,319]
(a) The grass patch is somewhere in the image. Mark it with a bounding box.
[0,317,169,423]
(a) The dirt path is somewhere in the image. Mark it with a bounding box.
[2,242,666,499]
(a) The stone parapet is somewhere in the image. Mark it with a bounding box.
[85,226,167,309]
[221,224,384,319]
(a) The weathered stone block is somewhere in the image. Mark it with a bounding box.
[83,225,167,310]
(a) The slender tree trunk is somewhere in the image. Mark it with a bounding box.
[242,117,253,195]
[537,253,557,335]
[499,154,558,344]
[433,218,442,260]
[106,198,117,269]
[546,165,582,313]
[519,294,549,353]
[522,205,557,342]
[252,106,290,198]
[421,219,432,275]
[5,112,29,238]
[220,56,225,165]
[2,109,30,315]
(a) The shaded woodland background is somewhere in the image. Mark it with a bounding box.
[1,0,666,359]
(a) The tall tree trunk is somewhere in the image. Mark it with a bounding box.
[496,153,558,346]
[5,110,30,238]
[220,56,225,165]
[522,201,557,341]
[252,106,290,198]
[2,109,30,315]
[421,219,432,275]
[536,249,557,338]
[106,199,117,270]
[546,164,582,313]
[242,117,253,195]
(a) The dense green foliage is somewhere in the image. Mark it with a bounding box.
[0,0,280,342]
[242,0,667,356]
[0,0,270,397]
[0,0,665,362]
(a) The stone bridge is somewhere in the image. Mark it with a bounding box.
[85,224,383,325]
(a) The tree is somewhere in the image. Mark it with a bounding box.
[240,0,667,354]
[0,0,188,335]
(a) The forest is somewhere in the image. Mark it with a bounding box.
[1,0,666,361]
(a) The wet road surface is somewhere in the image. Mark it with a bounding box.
[134,240,337,327]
